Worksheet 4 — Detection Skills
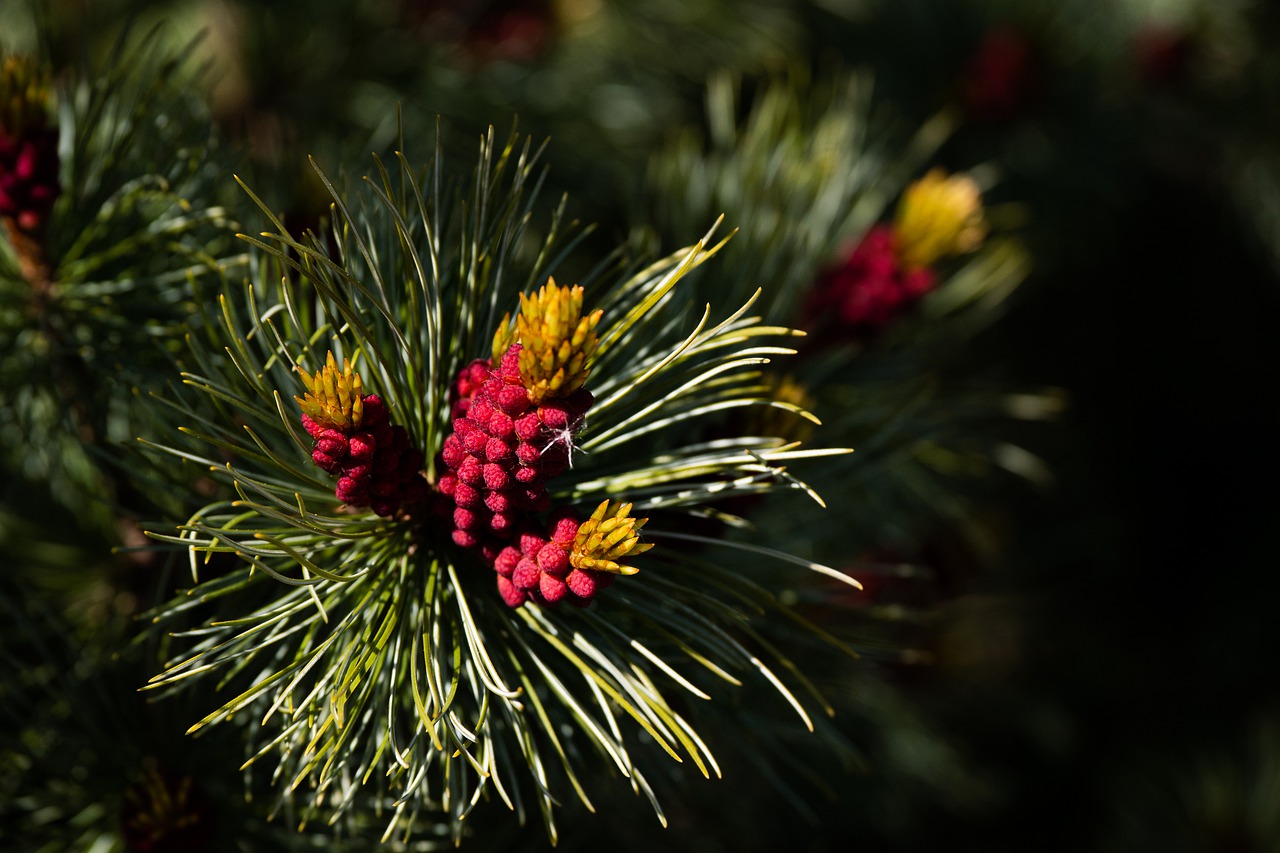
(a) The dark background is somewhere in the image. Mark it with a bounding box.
[4,1,1280,850]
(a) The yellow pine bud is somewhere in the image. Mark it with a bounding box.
[516,278,602,404]
[893,168,987,271]
[491,312,517,365]
[295,351,364,430]
[570,500,654,575]
[0,56,54,137]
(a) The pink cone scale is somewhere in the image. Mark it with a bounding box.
[436,280,650,608]
[296,353,428,518]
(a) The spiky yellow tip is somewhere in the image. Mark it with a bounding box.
[570,500,653,575]
[491,311,517,366]
[893,168,987,271]
[295,351,364,431]
[0,56,54,137]
[516,278,602,404]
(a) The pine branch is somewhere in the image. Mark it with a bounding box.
[139,125,856,843]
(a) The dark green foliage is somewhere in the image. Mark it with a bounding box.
[0,29,239,549]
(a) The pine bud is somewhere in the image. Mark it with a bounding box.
[565,568,603,599]
[893,169,986,271]
[489,511,516,534]
[463,428,488,455]
[312,449,342,473]
[296,352,364,432]
[453,482,480,508]
[336,475,369,506]
[548,510,580,547]
[454,507,484,531]
[496,383,531,416]
[450,358,491,419]
[457,455,484,485]
[570,500,652,575]
[361,394,389,426]
[514,413,543,441]
[484,437,513,463]
[536,542,569,576]
[315,428,350,457]
[496,575,526,608]
[487,411,515,438]
[348,432,376,460]
[515,279,602,404]
[515,442,541,465]
[442,435,466,468]
[482,463,510,491]
[484,491,511,513]
[495,546,522,578]
[512,558,541,591]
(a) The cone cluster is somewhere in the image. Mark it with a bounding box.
[297,354,427,517]
[492,509,617,608]
[437,280,650,608]
[0,56,60,238]
[437,342,593,557]
[807,170,986,335]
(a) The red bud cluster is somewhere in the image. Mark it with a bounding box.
[438,343,597,605]
[0,125,58,236]
[492,510,614,608]
[302,394,428,517]
[806,225,937,335]
[1,57,59,240]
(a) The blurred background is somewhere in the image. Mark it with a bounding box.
[3,0,1280,850]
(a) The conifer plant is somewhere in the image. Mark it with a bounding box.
[141,127,856,843]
